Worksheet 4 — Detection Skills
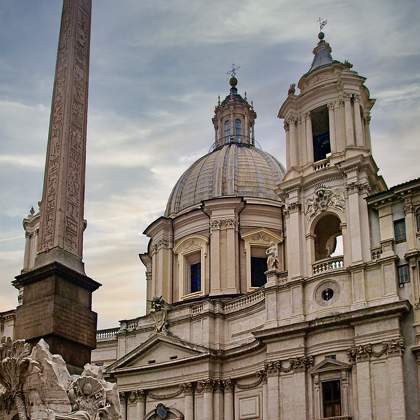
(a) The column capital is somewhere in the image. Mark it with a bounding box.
[181,382,194,395]
[343,92,352,101]
[223,378,235,392]
[404,196,414,214]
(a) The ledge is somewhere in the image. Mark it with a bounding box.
[253,300,410,341]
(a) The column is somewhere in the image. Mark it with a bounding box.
[388,355,406,420]
[183,383,194,420]
[210,220,221,294]
[328,102,337,153]
[23,232,31,271]
[355,360,373,420]
[136,390,145,420]
[293,368,307,420]
[344,93,355,146]
[225,219,238,293]
[289,116,298,167]
[286,192,303,279]
[353,95,364,146]
[297,115,307,164]
[364,113,372,150]
[284,121,291,169]
[404,197,417,251]
[266,365,280,420]
[263,375,268,420]
[119,393,127,420]
[214,381,224,420]
[224,379,234,420]
[305,113,314,163]
[347,182,363,263]
[202,380,214,420]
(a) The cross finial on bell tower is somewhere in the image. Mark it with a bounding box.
[227,63,240,79]
[318,17,327,33]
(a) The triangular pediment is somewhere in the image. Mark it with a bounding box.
[107,333,211,372]
[310,357,351,374]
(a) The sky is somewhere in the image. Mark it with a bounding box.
[0,0,419,329]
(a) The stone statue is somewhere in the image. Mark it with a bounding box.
[150,296,169,335]
[266,242,280,271]
[0,339,121,420]
[0,338,32,420]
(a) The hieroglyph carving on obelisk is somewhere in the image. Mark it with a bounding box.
[37,0,91,270]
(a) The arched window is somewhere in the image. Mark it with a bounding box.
[311,105,331,161]
[235,118,241,140]
[224,120,231,138]
[314,214,343,261]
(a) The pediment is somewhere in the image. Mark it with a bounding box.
[310,357,351,374]
[241,228,283,244]
[107,334,211,372]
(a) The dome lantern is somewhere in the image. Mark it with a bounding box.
[212,66,257,149]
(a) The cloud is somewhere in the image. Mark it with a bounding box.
[0,0,419,330]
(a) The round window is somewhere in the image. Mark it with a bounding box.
[314,281,339,306]
[321,288,334,301]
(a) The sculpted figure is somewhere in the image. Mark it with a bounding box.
[266,242,280,271]
[150,296,169,335]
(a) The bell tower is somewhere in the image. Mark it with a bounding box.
[277,29,386,287]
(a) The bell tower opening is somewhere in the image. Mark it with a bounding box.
[311,105,331,161]
[314,214,342,261]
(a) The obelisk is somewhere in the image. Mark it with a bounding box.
[13,0,100,372]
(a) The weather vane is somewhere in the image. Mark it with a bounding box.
[227,64,240,78]
[318,17,327,32]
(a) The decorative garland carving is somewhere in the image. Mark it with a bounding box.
[148,386,183,400]
[264,356,314,375]
[235,370,266,390]
[347,339,405,363]
[305,184,345,218]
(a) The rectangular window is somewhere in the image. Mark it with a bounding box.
[394,219,406,242]
[398,264,410,287]
[190,262,201,293]
[322,380,341,418]
[416,211,420,231]
[251,256,267,288]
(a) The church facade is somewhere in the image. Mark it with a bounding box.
[84,33,420,420]
[8,25,420,420]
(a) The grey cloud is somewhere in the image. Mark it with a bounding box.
[0,0,419,328]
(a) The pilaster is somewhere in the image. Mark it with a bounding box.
[328,102,337,153]
[305,113,313,164]
[182,383,194,420]
[223,379,234,420]
[344,93,355,146]
[353,94,364,147]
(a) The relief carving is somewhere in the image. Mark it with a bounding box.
[347,339,405,363]
[305,184,345,218]
[38,0,91,257]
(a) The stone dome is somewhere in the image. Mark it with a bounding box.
[165,143,285,217]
